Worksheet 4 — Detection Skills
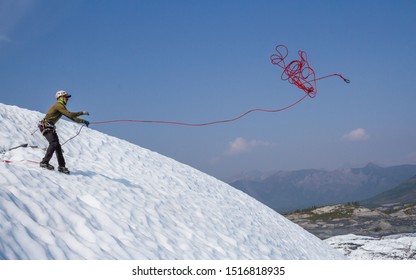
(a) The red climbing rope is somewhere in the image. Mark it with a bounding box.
[270,44,349,98]
[90,93,309,127]
[55,44,349,144]
[89,45,348,127]
[2,159,40,164]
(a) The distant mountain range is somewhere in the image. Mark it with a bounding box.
[284,175,416,239]
[229,163,416,213]
[362,174,416,208]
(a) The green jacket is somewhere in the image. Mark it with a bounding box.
[44,101,85,125]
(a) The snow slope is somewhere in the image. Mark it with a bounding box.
[0,103,345,260]
[326,233,416,260]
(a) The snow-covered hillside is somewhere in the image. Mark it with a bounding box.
[0,103,345,260]
[326,233,416,260]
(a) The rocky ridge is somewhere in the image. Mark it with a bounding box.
[285,203,416,239]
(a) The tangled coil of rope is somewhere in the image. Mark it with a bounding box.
[270,44,350,98]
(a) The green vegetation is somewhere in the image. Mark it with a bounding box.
[307,206,356,221]
[287,202,361,221]
[403,203,416,215]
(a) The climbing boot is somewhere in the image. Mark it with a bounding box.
[58,166,70,175]
[40,162,54,170]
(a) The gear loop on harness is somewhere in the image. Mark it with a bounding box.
[38,119,56,135]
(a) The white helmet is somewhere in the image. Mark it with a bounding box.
[55,90,71,99]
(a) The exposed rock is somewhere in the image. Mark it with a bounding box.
[285,203,416,239]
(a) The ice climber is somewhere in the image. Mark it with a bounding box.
[38,90,90,174]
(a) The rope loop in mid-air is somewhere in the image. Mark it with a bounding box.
[270,44,349,98]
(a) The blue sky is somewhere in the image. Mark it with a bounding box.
[1,0,415,180]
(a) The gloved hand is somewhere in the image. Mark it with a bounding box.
[82,111,90,116]
[84,120,90,127]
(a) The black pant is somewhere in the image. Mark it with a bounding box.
[41,131,65,167]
